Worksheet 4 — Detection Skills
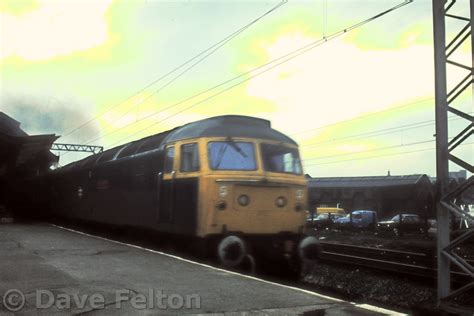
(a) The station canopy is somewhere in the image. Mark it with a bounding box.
[0,112,58,177]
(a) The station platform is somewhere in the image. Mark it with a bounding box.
[0,223,402,315]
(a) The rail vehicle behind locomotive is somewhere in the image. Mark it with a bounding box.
[47,115,314,267]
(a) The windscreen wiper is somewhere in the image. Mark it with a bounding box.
[214,144,228,169]
[226,137,247,158]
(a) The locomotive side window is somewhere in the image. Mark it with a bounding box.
[261,144,302,174]
[180,143,200,172]
[208,141,256,170]
[164,146,175,173]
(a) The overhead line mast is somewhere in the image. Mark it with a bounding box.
[432,0,473,312]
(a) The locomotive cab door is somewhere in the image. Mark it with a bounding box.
[157,142,200,235]
[171,142,200,235]
[157,145,176,224]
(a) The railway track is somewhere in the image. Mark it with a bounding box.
[51,219,473,284]
[315,241,472,283]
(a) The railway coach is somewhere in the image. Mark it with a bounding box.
[47,115,316,268]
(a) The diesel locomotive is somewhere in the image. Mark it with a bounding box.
[47,115,316,268]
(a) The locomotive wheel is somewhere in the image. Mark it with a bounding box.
[298,236,320,262]
[217,235,247,268]
[241,254,256,274]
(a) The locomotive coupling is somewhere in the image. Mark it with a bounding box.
[298,236,320,262]
[217,235,247,268]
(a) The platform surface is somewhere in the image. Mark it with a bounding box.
[0,224,398,315]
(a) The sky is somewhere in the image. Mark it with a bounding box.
[0,0,472,177]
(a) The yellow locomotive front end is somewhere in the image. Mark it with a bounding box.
[199,138,307,236]
[157,115,316,269]
[196,137,308,267]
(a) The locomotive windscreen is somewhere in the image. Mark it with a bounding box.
[260,144,302,175]
[208,141,257,170]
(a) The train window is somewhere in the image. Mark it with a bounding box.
[260,144,302,174]
[136,133,167,154]
[117,142,141,158]
[164,147,175,173]
[96,147,121,163]
[180,143,199,172]
[208,141,256,170]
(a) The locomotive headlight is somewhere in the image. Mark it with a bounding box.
[237,194,250,206]
[296,189,304,200]
[275,196,287,208]
[219,185,228,198]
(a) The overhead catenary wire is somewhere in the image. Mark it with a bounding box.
[299,113,469,149]
[89,0,289,133]
[115,95,432,149]
[104,0,413,146]
[301,120,436,149]
[60,0,288,140]
[303,138,440,161]
[303,142,474,167]
[302,116,472,161]
[290,97,433,138]
[99,0,413,148]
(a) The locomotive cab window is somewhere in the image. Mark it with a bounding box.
[164,146,175,173]
[208,141,256,170]
[180,143,200,172]
[261,143,302,174]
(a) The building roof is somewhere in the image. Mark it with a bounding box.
[13,134,59,167]
[0,112,27,137]
[0,112,58,171]
[307,174,430,188]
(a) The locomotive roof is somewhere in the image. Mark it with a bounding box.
[57,115,296,171]
[164,115,296,145]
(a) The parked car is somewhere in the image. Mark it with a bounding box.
[307,212,344,229]
[334,210,378,230]
[377,214,429,236]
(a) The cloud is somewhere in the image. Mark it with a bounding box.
[0,0,39,15]
[1,0,113,61]
[246,35,438,136]
[239,30,471,177]
[0,93,100,143]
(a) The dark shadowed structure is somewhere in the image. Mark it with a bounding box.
[0,112,58,215]
[307,174,435,219]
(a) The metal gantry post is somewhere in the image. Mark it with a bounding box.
[432,0,451,300]
[432,0,474,311]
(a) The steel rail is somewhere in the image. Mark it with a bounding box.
[314,241,472,283]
